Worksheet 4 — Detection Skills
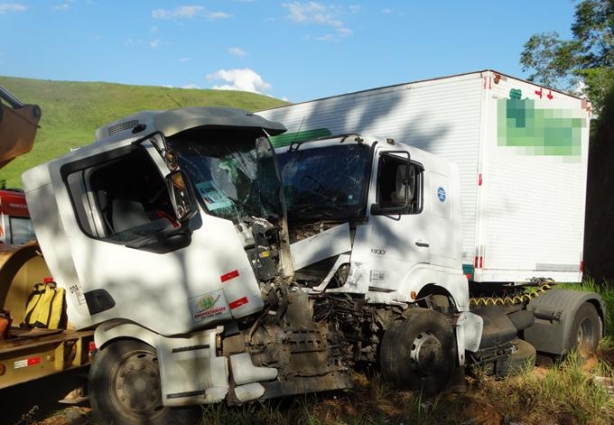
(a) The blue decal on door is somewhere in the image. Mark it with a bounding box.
[437,187,446,202]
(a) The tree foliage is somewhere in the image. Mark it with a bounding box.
[520,0,614,113]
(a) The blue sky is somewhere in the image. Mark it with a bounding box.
[0,1,577,103]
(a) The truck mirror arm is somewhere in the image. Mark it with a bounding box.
[370,202,408,216]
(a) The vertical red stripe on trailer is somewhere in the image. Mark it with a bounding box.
[474,256,483,269]
[483,76,492,90]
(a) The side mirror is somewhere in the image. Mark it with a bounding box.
[167,171,197,222]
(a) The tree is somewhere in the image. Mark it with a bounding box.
[520,0,614,114]
[583,83,614,282]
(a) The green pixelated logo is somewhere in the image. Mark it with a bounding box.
[497,90,586,159]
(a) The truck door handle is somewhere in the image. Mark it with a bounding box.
[415,241,430,248]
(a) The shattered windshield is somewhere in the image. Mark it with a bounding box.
[169,131,282,223]
[277,143,371,222]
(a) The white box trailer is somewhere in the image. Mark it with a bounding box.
[257,70,591,284]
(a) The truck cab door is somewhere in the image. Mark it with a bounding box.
[353,151,431,292]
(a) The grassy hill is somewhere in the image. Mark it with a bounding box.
[0,76,289,188]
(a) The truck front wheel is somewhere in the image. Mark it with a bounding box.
[89,339,201,425]
[380,309,457,395]
[570,302,601,359]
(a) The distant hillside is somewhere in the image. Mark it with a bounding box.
[0,76,289,188]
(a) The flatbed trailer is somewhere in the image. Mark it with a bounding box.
[0,327,94,389]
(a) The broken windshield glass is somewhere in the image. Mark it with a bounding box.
[277,143,371,222]
[169,130,280,223]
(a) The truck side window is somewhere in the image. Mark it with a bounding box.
[65,148,176,241]
[377,156,423,214]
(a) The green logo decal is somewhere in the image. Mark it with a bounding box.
[497,91,586,159]
[199,294,219,311]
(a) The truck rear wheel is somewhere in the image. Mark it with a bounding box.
[89,339,201,425]
[570,302,601,359]
[380,309,456,395]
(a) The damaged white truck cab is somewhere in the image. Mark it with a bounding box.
[21,108,602,425]
[282,134,470,306]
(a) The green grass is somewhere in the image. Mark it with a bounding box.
[562,277,614,338]
[0,76,289,188]
[183,360,614,425]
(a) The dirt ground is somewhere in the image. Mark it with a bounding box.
[0,368,89,425]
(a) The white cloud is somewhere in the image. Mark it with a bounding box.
[315,34,333,41]
[206,68,272,94]
[282,2,353,37]
[207,11,231,20]
[152,5,203,19]
[149,39,160,49]
[152,5,231,20]
[336,27,352,37]
[228,47,247,57]
[178,57,193,63]
[0,3,26,14]
[52,3,70,11]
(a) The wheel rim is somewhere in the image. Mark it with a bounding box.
[576,317,596,357]
[111,351,164,416]
[409,331,444,376]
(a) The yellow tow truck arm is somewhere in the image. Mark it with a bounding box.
[0,86,41,169]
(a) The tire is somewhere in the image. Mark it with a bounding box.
[89,339,201,425]
[496,338,536,377]
[569,302,601,360]
[380,309,457,395]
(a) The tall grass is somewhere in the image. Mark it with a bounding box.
[183,360,614,425]
[470,353,614,425]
